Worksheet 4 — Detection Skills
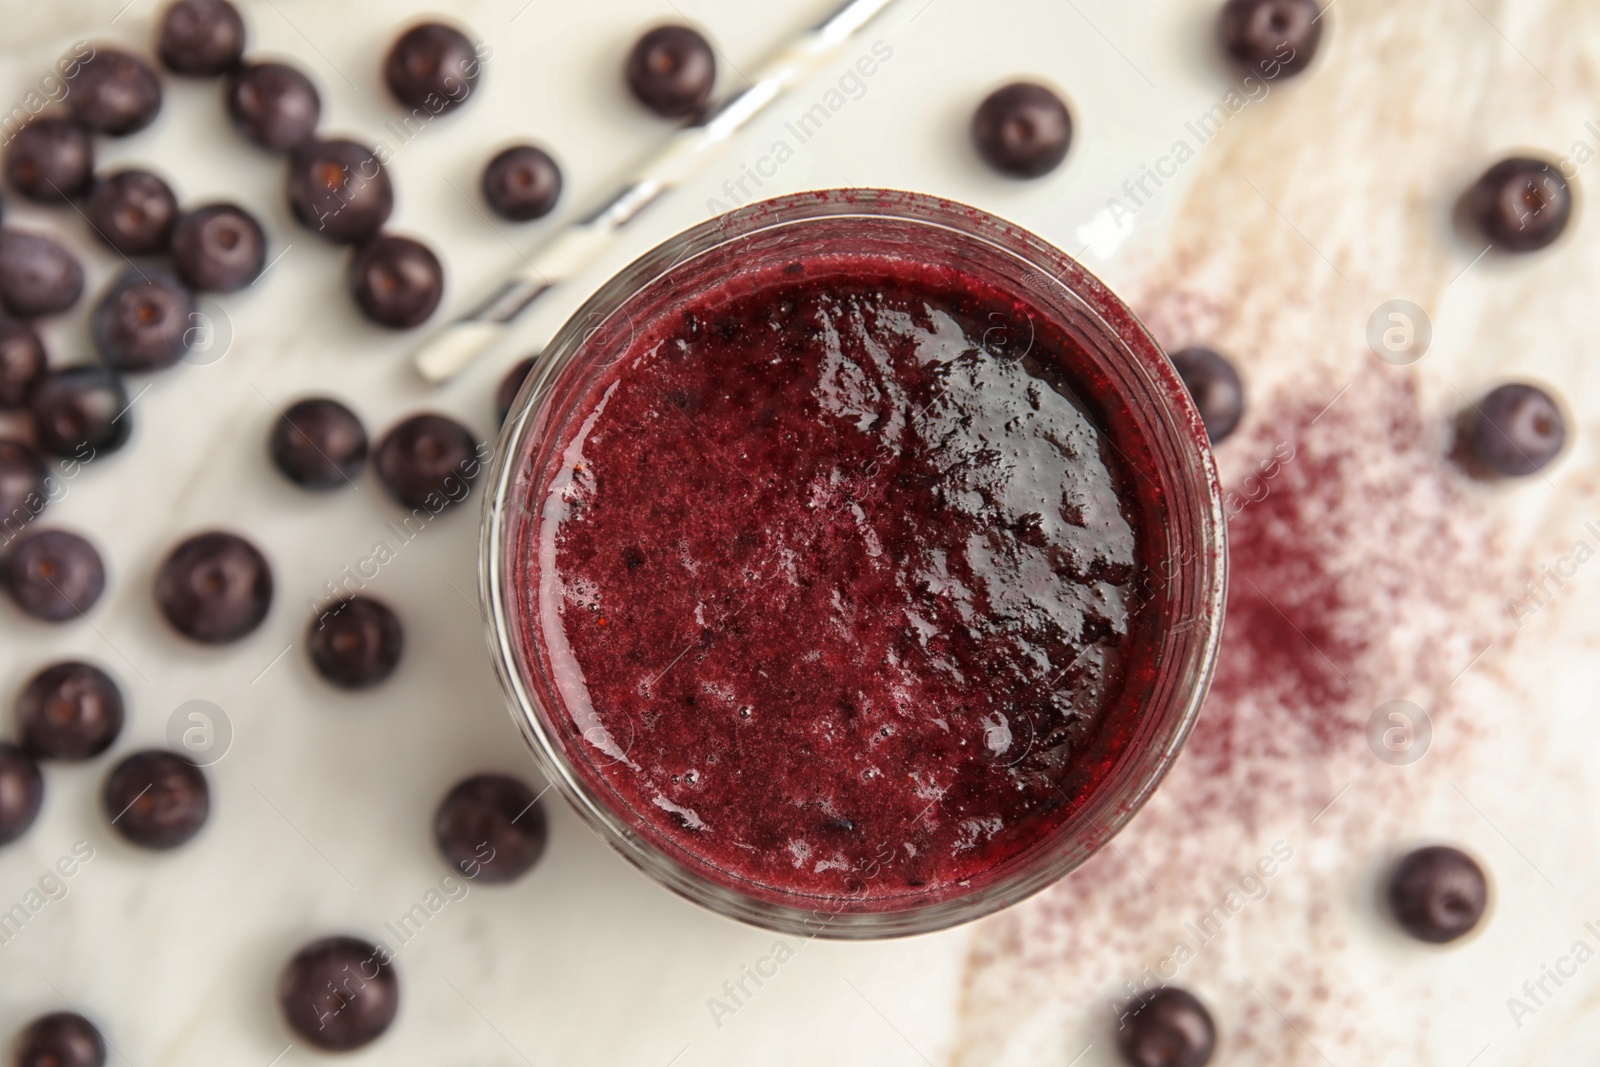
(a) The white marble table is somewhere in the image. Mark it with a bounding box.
[2,1,1598,1064]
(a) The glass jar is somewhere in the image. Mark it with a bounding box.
[481,188,1226,939]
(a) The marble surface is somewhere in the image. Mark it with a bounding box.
[1,0,1598,1065]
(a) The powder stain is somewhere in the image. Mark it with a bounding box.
[949,0,1600,1062]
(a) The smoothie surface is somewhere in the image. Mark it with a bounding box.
[516,255,1156,900]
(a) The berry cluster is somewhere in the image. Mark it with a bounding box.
[0,1,561,1057]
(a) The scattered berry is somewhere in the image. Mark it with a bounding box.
[1116,987,1217,1067]
[626,25,716,118]
[0,319,47,409]
[270,397,368,490]
[67,48,164,136]
[0,742,44,845]
[17,661,124,760]
[1389,845,1489,943]
[348,233,443,329]
[1462,382,1565,477]
[1169,347,1245,443]
[0,230,86,317]
[308,596,404,689]
[1219,0,1323,79]
[13,1012,106,1067]
[495,356,535,424]
[104,749,209,848]
[1465,157,1572,253]
[972,82,1073,178]
[482,144,561,222]
[0,438,49,529]
[155,530,273,643]
[374,413,480,510]
[384,22,481,114]
[2,528,106,622]
[435,774,548,883]
[158,0,247,77]
[86,169,180,256]
[278,936,399,1050]
[29,365,132,458]
[92,267,196,372]
[172,203,266,291]
[286,138,393,244]
[3,117,95,201]
[227,60,321,152]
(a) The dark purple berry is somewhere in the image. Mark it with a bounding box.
[1170,347,1245,443]
[17,661,124,760]
[286,138,393,245]
[158,0,247,76]
[1463,382,1565,477]
[1219,0,1323,79]
[0,438,50,531]
[374,413,480,510]
[0,742,44,845]
[3,117,95,201]
[1116,987,1216,1067]
[349,234,443,329]
[0,230,85,317]
[1389,845,1488,943]
[384,22,481,114]
[104,749,209,848]
[308,596,404,689]
[495,356,535,424]
[626,25,716,118]
[66,48,164,136]
[0,318,47,409]
[482,144,561,222]
[172,203,265,291]
[226,61,321,152]
[155,531,273,643]
[87,169,180,256]
[270,397,367,490]
[2,528,105,622]
[1465,157,1572,253]
[29,365,132,458]
[972,82,1073,178]
[13,1012,105,1067]
[92,267,195,373]
[435,773,547,883]
[279,936,399,1051]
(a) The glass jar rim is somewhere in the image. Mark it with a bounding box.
[481,188,1227,939]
